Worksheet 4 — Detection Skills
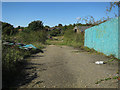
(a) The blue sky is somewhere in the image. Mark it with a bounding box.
[2,2,118,27]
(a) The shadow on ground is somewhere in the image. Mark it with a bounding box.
[2,49,45,89]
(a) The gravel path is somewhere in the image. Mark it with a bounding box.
[17,45,118,88]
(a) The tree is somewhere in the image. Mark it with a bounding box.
[64,25,67,30]
[106,2,120,17]
[18,26,20,29]
[73,23,76,27]
[58,24,63,27]
[44,25,50,31]
[45,25,50,28]
[2,22,15,35]
[50,29,61,36]
[28,20,44,31]
[107,2,120,12]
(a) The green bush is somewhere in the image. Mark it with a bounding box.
[50,29,61,36]
[2,45,30,70]
[12,30,47,44]
[28,20,44,31]
[2,20,48,87]
[2,22,18,36]
[2,44,30,87]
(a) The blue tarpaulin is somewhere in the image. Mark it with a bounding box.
[23,44,37,49]
[3,41,37,50]
[19,44,37,50]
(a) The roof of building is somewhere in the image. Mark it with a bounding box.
[74,26,92,31]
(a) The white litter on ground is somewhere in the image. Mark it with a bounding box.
[95,61,104,64]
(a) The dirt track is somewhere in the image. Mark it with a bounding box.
[18,45,118,88]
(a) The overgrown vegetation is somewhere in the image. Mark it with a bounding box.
[95,76,119,84]
[63,30,84,48]
[47,25,85,49]
[2,2,119,87]
[2,20,47,87]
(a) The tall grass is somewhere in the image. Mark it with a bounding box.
[63,30,84,48]
[2,45,30,87]
[9,30,47,44]
[2,30,47,87]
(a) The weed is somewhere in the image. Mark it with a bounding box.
[113,76,118,79]
[95,76,118,84]
[105,77,111,81]
[2,30,47,87]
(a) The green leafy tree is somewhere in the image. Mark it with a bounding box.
[50,29,61,36]
[45,25,50,28]
[73,23,76,27]
[2,22,15,35]
[64,25,67,30]
[58,24,63,27]
[28,20,44,31]
[18,26,21,29]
